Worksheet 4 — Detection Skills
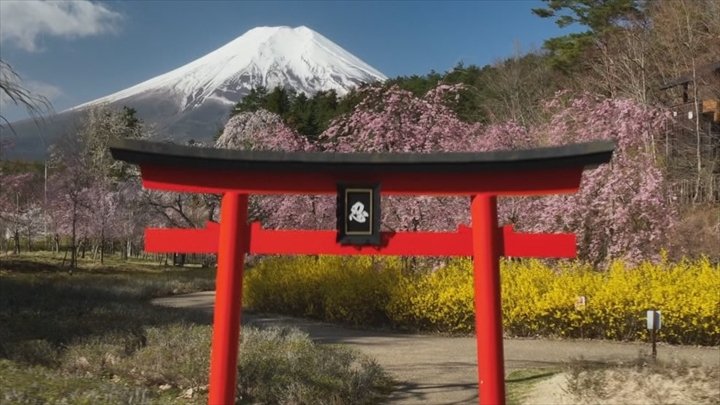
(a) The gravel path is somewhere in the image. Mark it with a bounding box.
[153,291,720,404]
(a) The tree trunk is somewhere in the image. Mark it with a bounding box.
[71,199,77,269]
[100,228,105,265]
[14,193,20,254]
[13,229,20,254]
[692,63,702,204]
[172,253,186,267]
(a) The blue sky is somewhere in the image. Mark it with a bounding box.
[0,0,581,122]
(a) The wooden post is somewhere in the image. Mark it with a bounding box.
[208,192,248,405]
[471,195,505,405]
[651,328,657,358]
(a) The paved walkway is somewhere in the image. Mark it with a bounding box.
[153,291,720,404]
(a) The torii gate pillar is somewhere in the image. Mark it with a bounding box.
[472,194,505,403]
[208,193,248,405]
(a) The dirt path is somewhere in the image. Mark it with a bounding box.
[153,291,720,404]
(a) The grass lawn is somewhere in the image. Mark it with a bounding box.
[0,252,391,404]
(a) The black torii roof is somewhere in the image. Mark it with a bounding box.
[109,138,614,173]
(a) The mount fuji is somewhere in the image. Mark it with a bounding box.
[3,26,386,159]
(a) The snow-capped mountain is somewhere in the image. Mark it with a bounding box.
[75,26,386,112]
[3,26,386,159]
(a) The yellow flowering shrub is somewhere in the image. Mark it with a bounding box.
[501,257,719,345]
[387,260,475,333]
[244,256,719,346]
[245,256,403,326]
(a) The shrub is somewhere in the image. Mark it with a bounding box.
[117,323,211,389]
[1,359,152,405]
[237,326,391,404]
[387,260,474,333]
[245,256,403,326]
[245,256,720,345]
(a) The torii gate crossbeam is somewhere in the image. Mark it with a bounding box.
[110,139,614,405]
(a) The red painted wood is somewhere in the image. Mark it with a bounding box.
[471,195,506,405]
[140,165,583,196]
[145,222,576,259]
[248,222,473,256]
[208,193,248,405]
[501,224,576,258]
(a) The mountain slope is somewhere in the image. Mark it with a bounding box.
[74,25,386,111]
[3,26,386,159]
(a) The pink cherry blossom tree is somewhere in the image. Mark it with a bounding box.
[0,171,43,253]
[217,86,674,264]
[324,86,675,263]
[82,183,120,263]
[321,84,482,231]
[217,109,314,152]
[46,105,149,266]
[216,109,335,229]
[508,93,676,264]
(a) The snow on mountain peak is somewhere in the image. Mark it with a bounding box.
[75,26,386,111]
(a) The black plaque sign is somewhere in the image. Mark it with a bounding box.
[337,183,381,245]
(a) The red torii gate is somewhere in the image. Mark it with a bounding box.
[110,139,614,405]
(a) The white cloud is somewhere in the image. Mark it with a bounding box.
[0,64,61,112]
[0,0,122,52]
[25,79,63,102]
[0,80,61,107]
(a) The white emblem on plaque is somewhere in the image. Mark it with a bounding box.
[348,201,369,223]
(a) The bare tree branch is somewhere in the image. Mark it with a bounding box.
[0,60,53,132]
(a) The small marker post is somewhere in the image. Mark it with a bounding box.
[646,310,661,359]
[651,329,657,358]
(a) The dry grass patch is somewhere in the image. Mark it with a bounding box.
[237,327,392,404]
[525,358,720,405]
[0,254,392,404]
